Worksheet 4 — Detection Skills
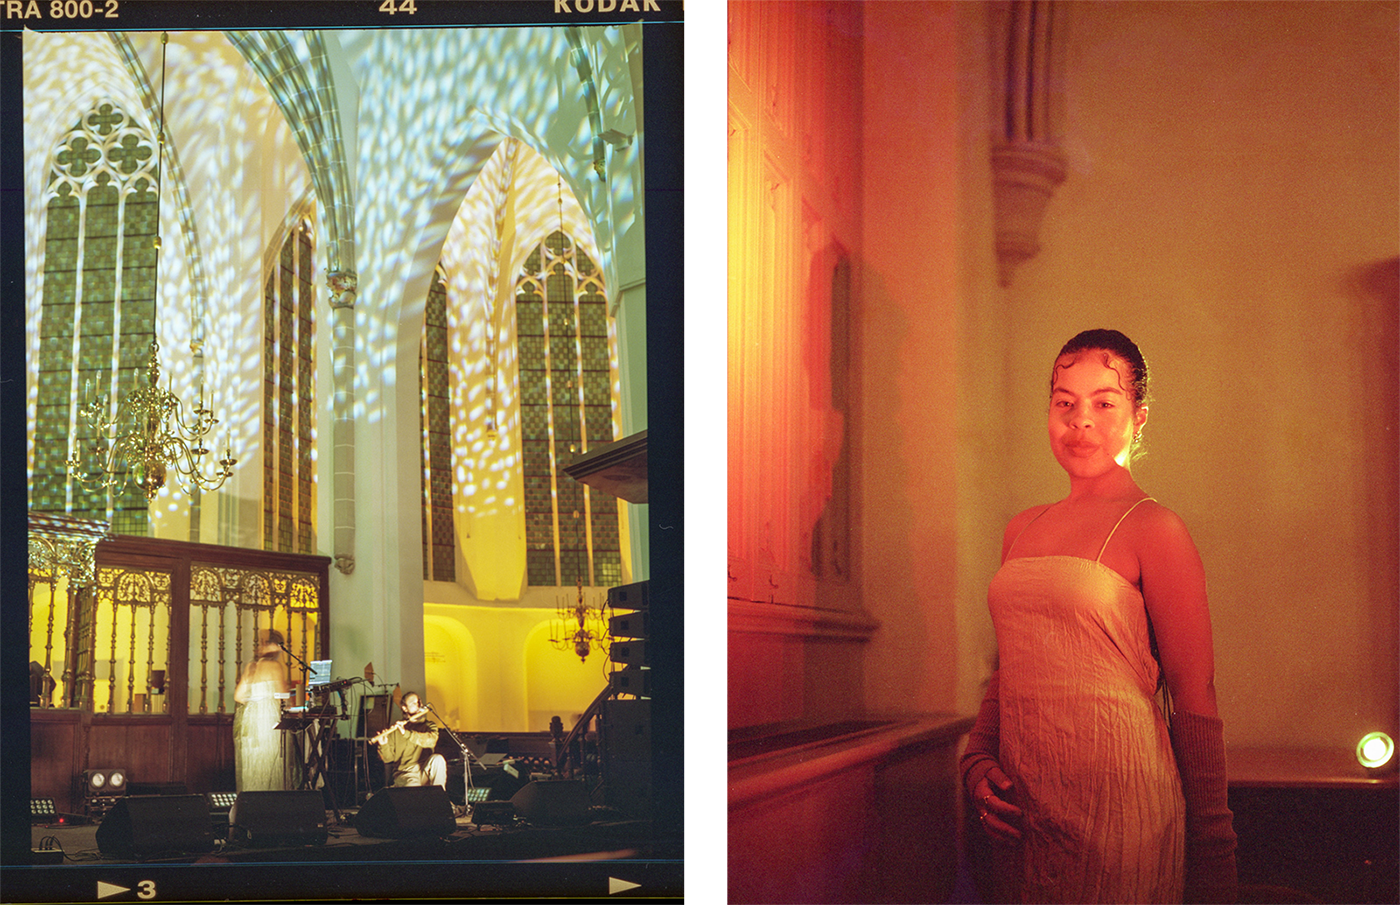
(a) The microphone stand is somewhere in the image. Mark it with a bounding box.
[277,640,312,701]
[425,702,476,816]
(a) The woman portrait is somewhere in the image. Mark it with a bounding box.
[962,329,1235,904]
[727,3,1397,904]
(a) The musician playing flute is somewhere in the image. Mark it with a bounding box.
[371,690,446,789]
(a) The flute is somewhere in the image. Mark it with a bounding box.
[369,717,433,745]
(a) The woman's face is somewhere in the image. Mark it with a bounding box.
[1047,351,1147,479]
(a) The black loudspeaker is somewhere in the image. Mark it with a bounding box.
[95,795,216,859]
[354,786,456,838]
[228,790,328,847]
[509,780,592,826]
[601,698,653,819]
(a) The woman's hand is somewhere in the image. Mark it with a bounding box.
[972,762,1024,843]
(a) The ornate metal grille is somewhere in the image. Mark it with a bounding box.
[27,515,104,709]
[92,565,172,714]
[189,564,322,714]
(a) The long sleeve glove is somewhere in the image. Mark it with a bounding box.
[1171,709,1238,904]
[960,670,1003,800]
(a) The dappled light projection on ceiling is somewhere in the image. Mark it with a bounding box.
[337,25,639,430]
[24,30,308,532]
[24,24,640,570]
[442,139,618,522]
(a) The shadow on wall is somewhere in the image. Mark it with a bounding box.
[1343,256,1399,713]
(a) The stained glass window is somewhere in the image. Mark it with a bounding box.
[516,230,622,588]
[262,216,316,554]
[33,103,156,534]
[421,267,455,581]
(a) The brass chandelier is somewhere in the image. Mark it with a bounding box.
[67,340,235,503]
[66,33,236,504]
[551,578,611,663]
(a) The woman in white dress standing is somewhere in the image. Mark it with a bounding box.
[962,329,1237,903]
[234,629,290,792]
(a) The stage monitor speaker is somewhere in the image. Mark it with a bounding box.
[354,786,455,838]
[228,790,328,847]
[95,795,216,859]
[509,780,592,826]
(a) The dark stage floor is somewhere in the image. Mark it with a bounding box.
[19,807,682,902]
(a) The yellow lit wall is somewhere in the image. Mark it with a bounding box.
[997,0,1399,749]
[424,596,616,733]
[27,578,69,708]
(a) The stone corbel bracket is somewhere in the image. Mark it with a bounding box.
[992,141,1066,287]
[991,0,1068,286]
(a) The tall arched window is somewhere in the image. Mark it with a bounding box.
[516,229,622,588]
[421,265,455,581]
[33,102,157,535]
[262,214,316,554]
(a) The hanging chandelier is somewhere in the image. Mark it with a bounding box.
[551,578,611,663]
[67,340,235,503]
[65,33,236,504]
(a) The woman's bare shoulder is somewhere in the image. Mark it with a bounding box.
[1129,498,1198,548]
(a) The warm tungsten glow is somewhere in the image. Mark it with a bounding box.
[1357,731,1395,769]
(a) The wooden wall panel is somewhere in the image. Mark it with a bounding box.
[88,718,173,786]
[31,711,81,814]
[729,715,972,904]
[186,716,235,793]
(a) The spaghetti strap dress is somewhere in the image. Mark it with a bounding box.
[988,498,1185,903]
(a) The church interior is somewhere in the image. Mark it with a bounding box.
[728,2,1397,903]
[14,13,682,901]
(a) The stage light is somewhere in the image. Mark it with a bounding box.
[1357,732,1395,769]
[31,799,56,821]
[83,768,127,794]
[208,791,238,809]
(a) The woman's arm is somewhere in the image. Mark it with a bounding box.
[960,510,1045,843]
[961,670,1022,842]
[234,662,254,704]
[1137,504,1218,716]
[1137,504,1237,904]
